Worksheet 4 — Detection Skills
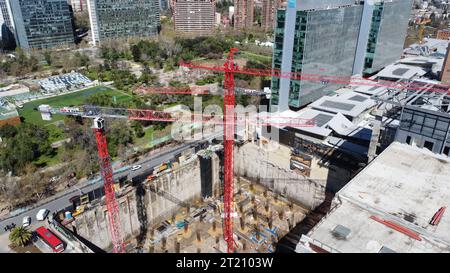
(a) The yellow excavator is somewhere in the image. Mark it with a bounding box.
[418,18,432,43]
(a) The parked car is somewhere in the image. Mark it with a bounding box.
[22,216,31,227]
[131,165,142,171]
[36,209,49,221]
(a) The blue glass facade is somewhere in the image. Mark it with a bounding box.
[363,0,413,74]
[271,2,363,111]
[271,0,413,112]
[88,0,160,45]
[10,0,74,49]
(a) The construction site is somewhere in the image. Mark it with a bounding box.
[34,48,336,253]
[32,44,450,254]
[59,147,311,253]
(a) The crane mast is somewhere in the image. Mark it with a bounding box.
[92,118,125,253]
[223,48,238,253]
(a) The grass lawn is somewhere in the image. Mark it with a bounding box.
[240,51,272,64]
[33,146,64,167]
[18,85,132,126]
[135,126,154,147]
[17,86,133,167]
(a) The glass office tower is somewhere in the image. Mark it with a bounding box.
[9,0,74,49]
[0,0,13,31]
[271,0,413,112]
[87,0,160,46]
[363,0,413,74]
[0,0,16,49]
[271,0,363,111]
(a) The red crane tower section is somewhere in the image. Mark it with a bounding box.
[93,119,125,253]
[223,48,238,253]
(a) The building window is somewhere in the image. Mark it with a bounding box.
[444,146,450,156]
[424,141,434,151]
[406,136,411,145]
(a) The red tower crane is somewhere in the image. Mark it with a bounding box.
[181,48,328,253]
[180,48,352,253]
[178,47,450,253]
[134,86,210,95]
[92,118,125,253]
[222,48,238,253]
[41,108,127,253]
[39,102,313,253]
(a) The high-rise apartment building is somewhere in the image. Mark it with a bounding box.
[0,0,15,48]
[271,0,413,112]
[173,0,216,34]
[261,0,283,32]
[87,0,160,46]
[159,0,169,11]
[441,44,450,84]
[0,0,13,31]
[69,0,87,12]
[234,0,254,30]
[9,0,75,49]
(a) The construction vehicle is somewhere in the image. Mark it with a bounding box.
[80,194,90,205]
[72,205,86,217]
[418,18,432,43]
[147,174,156,182]
[154,162,169,174]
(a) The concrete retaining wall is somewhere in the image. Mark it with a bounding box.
[72,155,221,251]
[235,145,326,210]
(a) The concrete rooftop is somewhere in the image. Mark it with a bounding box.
[300,142,450,253]
[309,91,375,119]
[375,63,428,80]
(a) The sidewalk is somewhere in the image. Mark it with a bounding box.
[0,232,13,253]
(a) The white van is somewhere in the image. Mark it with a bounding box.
[36,209,49,221]
[22,216,31,227]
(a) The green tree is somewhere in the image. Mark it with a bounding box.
[131,121,145,138]
[75,52,90,67]
[0,124,18,138]
[43,51,52,66]
[131,44,142,62]
[85,93,115,107]
[74,11,90,30]
[0,123,51,175]
[107,120,133,157]
[9,227,32,247]
[169,80,188,87]
[139,69,158,85]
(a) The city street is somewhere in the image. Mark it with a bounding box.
[0,130,222,236]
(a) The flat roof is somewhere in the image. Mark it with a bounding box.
[352,84,387,96]
[399,56,442,67]
[302,142,450,253]
[289,109,334,137]
[405,38,449,57]
[259,109,334,138]
[309,91,375,118]
[0,107,19,120]
[376,63,428,80]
